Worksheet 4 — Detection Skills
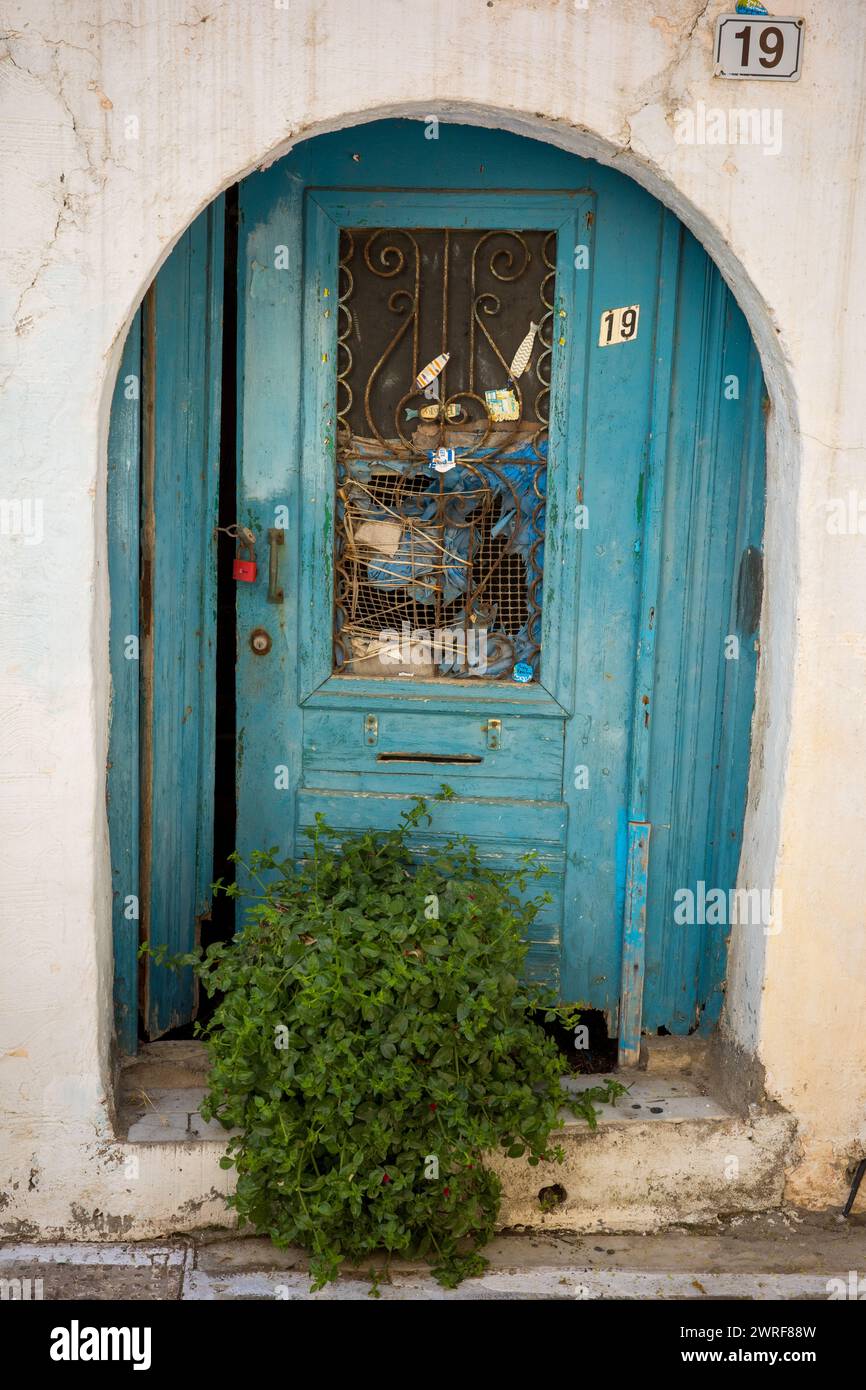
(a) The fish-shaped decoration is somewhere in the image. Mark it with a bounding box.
[735,1,768,12]
[415,352,450,390]
[485,388,519,422]
[404,402,462,421]
[509,321,539,379]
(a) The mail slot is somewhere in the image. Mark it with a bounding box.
[375,752,484,765]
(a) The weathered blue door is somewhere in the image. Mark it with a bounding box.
[234,121,765,1052]
[110,120,764,1054]
[238,181,587,1001]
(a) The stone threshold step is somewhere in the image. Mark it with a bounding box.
[113,1042,795,1235]
[117,1071,724,1143]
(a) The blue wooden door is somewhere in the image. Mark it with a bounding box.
[237,165,588,996]
[235,121,765,1049]
[110,119,764,1054]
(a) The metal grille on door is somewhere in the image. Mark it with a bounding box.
[333,227,555,681]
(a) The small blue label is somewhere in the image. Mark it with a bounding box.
[512,661,533,683]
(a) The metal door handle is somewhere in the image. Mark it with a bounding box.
[267,528,284,604]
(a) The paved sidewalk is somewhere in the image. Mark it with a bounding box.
[1,1212,864,1300]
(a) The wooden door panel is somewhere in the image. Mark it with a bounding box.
[301,707,565,781]
[108,199,224,1046]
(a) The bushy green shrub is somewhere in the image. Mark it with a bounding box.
[147,795,622,1289]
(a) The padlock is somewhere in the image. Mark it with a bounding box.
[233,538,258,583]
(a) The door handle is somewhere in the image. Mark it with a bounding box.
[267,528,285,604]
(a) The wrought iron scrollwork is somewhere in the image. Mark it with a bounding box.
[332,226,556,681]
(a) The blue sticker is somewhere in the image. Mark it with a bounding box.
[735,1,768,12]
[512,661,533,683]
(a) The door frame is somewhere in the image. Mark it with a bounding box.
[297,189,590,715]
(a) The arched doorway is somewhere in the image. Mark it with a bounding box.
[108,120,765,1062]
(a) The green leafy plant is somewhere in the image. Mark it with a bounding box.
[144,793,624,1290]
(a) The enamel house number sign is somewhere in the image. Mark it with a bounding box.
[714,14,804,81]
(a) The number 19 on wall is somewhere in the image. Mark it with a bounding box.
[714,15,804,81]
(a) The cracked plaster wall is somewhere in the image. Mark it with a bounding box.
[0,0,864,1233]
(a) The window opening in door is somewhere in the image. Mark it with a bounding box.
[333,227,556,682]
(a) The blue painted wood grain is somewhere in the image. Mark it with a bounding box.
[143,199,224,1037]
[642,233,766,1035]
[615,211,680,1061]
[107,312,142,1056]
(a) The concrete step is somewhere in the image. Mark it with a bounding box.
[116,1052,797,1236]
[491,1072,797,1232]
[118,1085,235,1142]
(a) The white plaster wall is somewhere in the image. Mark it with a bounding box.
[0,0,864,1233]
